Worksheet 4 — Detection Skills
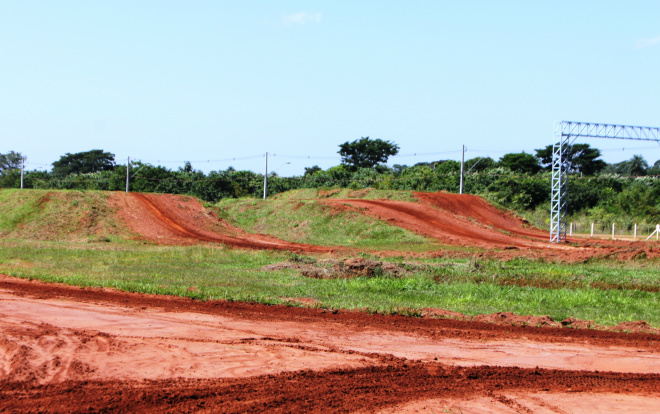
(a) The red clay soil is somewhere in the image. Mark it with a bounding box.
[322,193,660,261]
[414,191,549,240]
[110,192,337,253]
[412,192,660,256]
[323,198,552,250]
[2,275,660,413]
[105,191,660,261]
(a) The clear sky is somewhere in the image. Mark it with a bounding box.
[2,1,659,176]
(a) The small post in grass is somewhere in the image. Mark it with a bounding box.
[20,157,24,189]
[611,223,615,240]
[126,156,130,193]
[634,223,637,240]
[590,223,594,238]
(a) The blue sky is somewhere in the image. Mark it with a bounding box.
[1,1,659,176]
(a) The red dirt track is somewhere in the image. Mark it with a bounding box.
[2,276,660,413]
[414,192,549,240]
[111,192,337,253]
[323,198,552,250]
[113,191,660,261]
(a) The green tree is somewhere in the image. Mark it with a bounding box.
[603,160,629,175]
[464,156,496,173]
[304,165,322,177]
[628,155,648,176]
[338,137,399,171]
[535,143,606,175]
[498,152,540,174]
[435,160,460,174]
[648,159,660,176]
[180,161,194,173]
[391,164,408,175]
[490,175,549,210]
[52,150,116,177]
[0,151,25,174]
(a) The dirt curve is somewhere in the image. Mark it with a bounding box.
[2,276,660,413]
[111,192,338,253]
[112,191,660,261]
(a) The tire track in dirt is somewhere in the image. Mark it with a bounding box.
[1,276,660,413]
[3,363,660,413]
[413,191,549,240]
[112,192,338,253]
[109,191,660,260]
[323,198,558,250]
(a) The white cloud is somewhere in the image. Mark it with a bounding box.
[634,35,660,49]
[282,12,322,25]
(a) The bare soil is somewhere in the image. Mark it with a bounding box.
[111,191,659,262]
[3,191,660,412]
[1,276,660,413]
[324,192,660,261]
[110,192,339,253]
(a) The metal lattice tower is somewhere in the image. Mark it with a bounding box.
[550,121,660,243]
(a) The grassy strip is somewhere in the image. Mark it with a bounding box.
[215,198,443,252]
[1,240,659,327]
[271,188,418,202]
[423,256,660,292]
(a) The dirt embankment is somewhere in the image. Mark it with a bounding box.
[413,191,548,240]
[110,192,338,253]
[322,198,551,250]
[2,276,660,413]
[321,193,660,261]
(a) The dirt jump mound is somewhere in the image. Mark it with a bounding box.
[111,192,335,253]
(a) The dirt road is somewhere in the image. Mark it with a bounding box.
[2,276,660,413]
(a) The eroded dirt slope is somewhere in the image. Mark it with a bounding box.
[414,191,548,240]
[110,192,337,253]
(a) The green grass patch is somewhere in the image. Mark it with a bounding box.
[424,256,660,293]
[215,198,441,251]
[271,188,418,202]
[1,239,659,328]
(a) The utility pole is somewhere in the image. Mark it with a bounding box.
[20,157,24,189]
[126,156,130,193]
[263,152,268,200]
[459,145,465,195]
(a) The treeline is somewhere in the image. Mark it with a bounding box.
[1,147,659,224]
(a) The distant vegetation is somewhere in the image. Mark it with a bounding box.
[1,141,660,226]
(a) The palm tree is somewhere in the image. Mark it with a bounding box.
[627,154,648,176]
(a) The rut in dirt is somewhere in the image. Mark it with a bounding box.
[322,197,555,250]
[119,190,555,251]
[3,363,660,413]
[3,276,660,413]
[109,191,660,260]
[114,192,337,253]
